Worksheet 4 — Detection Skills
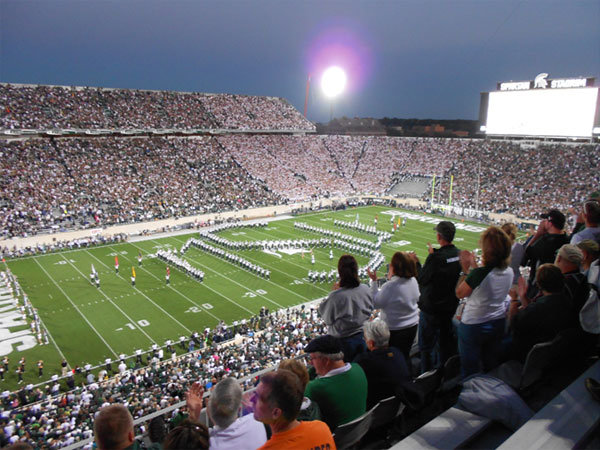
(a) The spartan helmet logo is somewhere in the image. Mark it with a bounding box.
[534,73,549,88]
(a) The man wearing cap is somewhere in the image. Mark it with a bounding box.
[571,201,600,245]
[410,221,461,373]
[303,334,368,430]
[521,209,569,298]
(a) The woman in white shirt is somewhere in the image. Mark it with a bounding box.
[455,226,513,378]
[368,252,420,363]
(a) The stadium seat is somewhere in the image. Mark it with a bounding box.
[439,354,462,393]
[332,407,374,449]
[489,334,565,392]
[370,395,405,430]
[414,368,443,404]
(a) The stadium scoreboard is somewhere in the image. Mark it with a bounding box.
[479,73,600,139]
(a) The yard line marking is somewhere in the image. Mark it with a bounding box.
[32,258,118,358]
[36,309,69,368]
[60,255,157,344]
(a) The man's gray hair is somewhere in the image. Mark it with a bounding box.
[208,377,242,429]
[557,244,583,267]
[364,320,390,348]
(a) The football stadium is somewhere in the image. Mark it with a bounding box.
[1,3,600,450]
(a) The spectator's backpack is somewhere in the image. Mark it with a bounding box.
[580,261,600,334]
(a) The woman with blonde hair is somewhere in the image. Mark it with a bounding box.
[455,226,513,377]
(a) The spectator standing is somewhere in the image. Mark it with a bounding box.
[501,223,524,286]
[368,251,420,363]
[455,226,513,378]
[318,254,373,362]
[412,221,461,373]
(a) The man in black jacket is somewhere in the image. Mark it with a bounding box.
[411,221,461,373]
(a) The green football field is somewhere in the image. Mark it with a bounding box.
[3,205,489,390]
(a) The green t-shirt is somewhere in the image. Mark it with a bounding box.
[304,363,367,430]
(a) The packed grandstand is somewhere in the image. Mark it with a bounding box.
[0,83,598,449]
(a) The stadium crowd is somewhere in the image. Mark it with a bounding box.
[3,132,597,240]
[1,83,600,449]
[0,137,282,238]
[0,84,314,131]
[0,306,327,449]
[1,211,599,448]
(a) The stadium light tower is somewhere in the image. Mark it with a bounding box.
[321,66,347,121]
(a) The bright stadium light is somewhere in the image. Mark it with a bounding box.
[321,66,347,98]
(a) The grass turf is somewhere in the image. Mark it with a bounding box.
[3,205,489,391]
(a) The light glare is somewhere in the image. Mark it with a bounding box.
[321,66,347,98]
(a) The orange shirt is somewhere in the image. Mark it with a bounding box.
[258,420,336,450]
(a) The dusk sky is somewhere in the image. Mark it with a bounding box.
[1,0,598,123]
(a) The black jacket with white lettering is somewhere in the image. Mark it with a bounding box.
[417,244,461,315]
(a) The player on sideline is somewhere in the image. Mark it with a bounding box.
[115,256,119,274]
[166,266,170,285]
[138,251,143,267]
